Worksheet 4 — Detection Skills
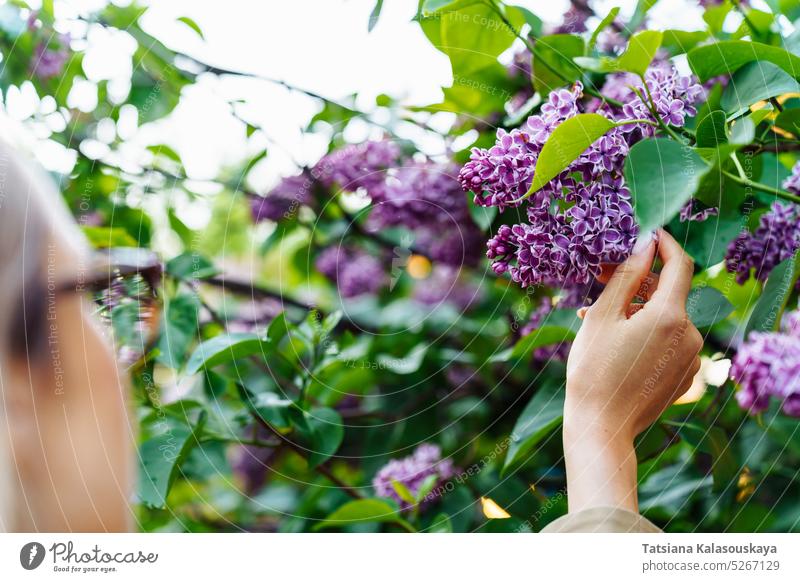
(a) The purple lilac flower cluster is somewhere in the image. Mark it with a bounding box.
[730,308,800,417]
[725,201,800,284]
[316,246,387,298]
[372,443,456,510]
[461,61,704,288]
[251,173,314,223]
[367,162,483,266]
[315,140,401,199]
[27,14,71,80]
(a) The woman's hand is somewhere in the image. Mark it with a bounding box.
[563,229,703,513]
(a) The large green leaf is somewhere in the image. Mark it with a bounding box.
[532,34,585,93]
[687,40,800,83]
[156,294,200,369]
[745,251,800,336]
[510,326,577,360]
[686,286,734,328]
[694,110,728,148]
[721,61,800,116]
[305,407,344,468]
[524,113,617,198]
[138,413,205,508]
[665,421,739,493]
[315,499,414,531]
[432,3,521,76]
[186,333,271,374]
[624,139,710,234]
[617,30,663,76]
[502,380,565,474]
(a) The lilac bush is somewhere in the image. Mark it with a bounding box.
[372,443,456,510]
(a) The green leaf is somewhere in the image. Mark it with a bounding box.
[315,499,414,531]
[511,326,576,360]
[81,226,138,248]
[177,16,204,39]
[617,30,662,76]
[391,480,417,506]
[428,513,453,532]
[775,108,800,134]
[507,5,542,37]
[532,34,585,93]
[721,61,800,116]
[267,312,292,345]
[415,473,440,503]
[588,7,620,50]
[686,286,734,328]
[503,380,564,474]
[659,29,709,55]
[624,139,710,234]
[368,0,384,31]
[305,407,344,468]
[687,41,800,83]
[156,294,200,369]
[166,252,219,280]
[665,421,739,492]
[695,110,728,148]
[186,333,271,374]
[469,199,497,231]
[728,116,755,144]
[524,113,617,199]
[434,3,521,76]
[376,343,428,374]
[745,251,800,336]
[137,413,205,508]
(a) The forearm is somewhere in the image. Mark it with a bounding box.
[562,417,638,514]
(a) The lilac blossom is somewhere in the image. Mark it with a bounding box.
[461,63,705,288]
[730,317,800,418]
[251,173,313,223]
[316,246,387,298]
[725,202,800,284]
[680,199,719,222]
[369,162,484,266]
[32,34,70,79]
[372,444,456,510]
[314,140,401,199]
[782,161,800,195]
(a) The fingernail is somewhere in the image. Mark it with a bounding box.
[632,232,656,255]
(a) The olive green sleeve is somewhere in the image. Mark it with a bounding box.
[541,506,662,533]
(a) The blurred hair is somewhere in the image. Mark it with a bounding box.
[0,143,45,362]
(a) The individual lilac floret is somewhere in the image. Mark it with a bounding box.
[316,246,386,298]
[313,140,401,199]
[680,199,719,223]
[725,202,800,284]
[782,161,800,195]
[730,329,800,417]
[372,444,456,510]
[251,173,313,223]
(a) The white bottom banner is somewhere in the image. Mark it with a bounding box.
[1,533,798,580]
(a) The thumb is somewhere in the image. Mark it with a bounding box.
[592,233,657,318]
